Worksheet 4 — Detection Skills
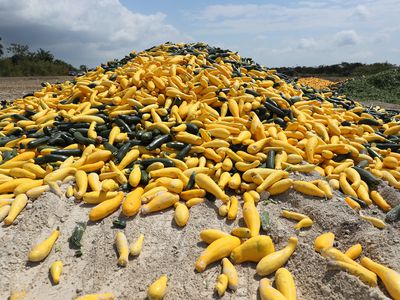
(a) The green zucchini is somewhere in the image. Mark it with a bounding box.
[366,146,383,160]
[266,150,275,169]
[185,123,199,135]
[176,144,192,160]
[358,118,381,126]
[140,169,149,185]
[356,160,369,168]
[69,222,86,249]
[136,158,174,168]
[104,142,118,156]
[349,196,368,208]
[112,219,127,229]
[73,131,95,146]
[166,141,186,150]
[34,154,69,164]
[115,142,133,163]
[352,166,380,186]
[146,134,171,151]
[51,149,82,156]
[185,171,196,190]
[114,118,131,132]
[261,211,270,232]
[385,205,400,222]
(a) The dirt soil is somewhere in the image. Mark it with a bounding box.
[0,77,70,102]
[0,78,399,300]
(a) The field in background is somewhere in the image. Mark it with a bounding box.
[0,76,70,102]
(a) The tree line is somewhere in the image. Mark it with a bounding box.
[0,37,85,76]
[274,62,398,78]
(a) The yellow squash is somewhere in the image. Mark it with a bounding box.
[195,235,241,272]
[361,257,400,300]
[50,260,63,285]
[256,237,298,276]
[195,173,229,202]
[200,229,229,244]
[148,275,168,300]
[215,274,228,296]
[345,244,363,260]
[74,293,115,300]
[141,192,179,214]
[4,194,28,225]
[230,235,275,263]
[130,234,144,256]
[293,181,325,198]
[28,228,60,262]
[259,278,287,300]
[174,202,189,227]
[275,268,297,300]
[243,198,260,237]
[89,192,124,221]
[121,187,143,217]
[314,232,335,252]
[115,231,129,267]
[222,258,238,291]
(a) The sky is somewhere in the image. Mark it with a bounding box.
[0,0,399,68]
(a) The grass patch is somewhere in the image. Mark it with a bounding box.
[339,68,400,103]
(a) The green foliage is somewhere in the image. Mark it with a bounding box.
[276,62,397,77]
[7,43,30,56]
[339,68,400,103]
[0,37,3,57]
[0,42,76,76]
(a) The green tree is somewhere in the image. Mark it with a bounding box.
[0,37,3,57]
[35,48,54,62]
[7,43,30,56]
[79,64,87,72]
[7,43,30,64]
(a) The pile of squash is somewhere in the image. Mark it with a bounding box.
[297,77,334,91]
[1,42,400,299]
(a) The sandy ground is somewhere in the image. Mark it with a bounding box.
[0,173,399,300]
[0,78,399,300]
[0,76,70,101]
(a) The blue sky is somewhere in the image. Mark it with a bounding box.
[1,0,399,67]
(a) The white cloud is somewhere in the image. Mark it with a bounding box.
[334,30,361,46]
[298,38,319,50]
[187,0,400,66]
[200,4,269,21]
[352,5,372,20]
[0,0,183,66]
